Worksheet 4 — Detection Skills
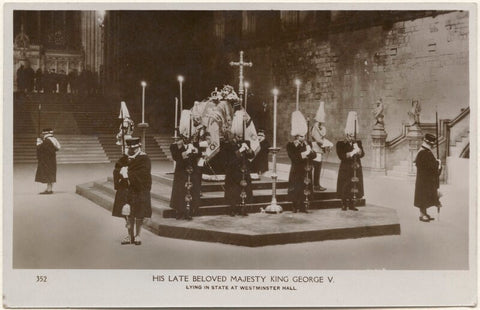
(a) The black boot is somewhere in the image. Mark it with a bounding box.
[240,205,249,216]
[348,199,358,211]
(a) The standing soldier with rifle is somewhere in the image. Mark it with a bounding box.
[287,111,316,213]
[414,133,442,222]
[336,111,365,211]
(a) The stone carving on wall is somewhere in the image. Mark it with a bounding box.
[408,100,421,126]
[373,98,385,128]
[48,30,66,47]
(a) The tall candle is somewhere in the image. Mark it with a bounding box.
[174,97,178,137]
[178,75,184,112]
[244,81,250,112]
[141,81,147,123]
[295,79,300,111]
[273,89,278,149]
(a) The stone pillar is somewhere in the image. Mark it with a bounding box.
[371,124,387,174]
[406,124,423,176]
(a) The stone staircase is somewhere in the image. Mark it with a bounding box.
[56,135,110,164]
[449,130,469,158]
[153,135,174,161]
[13,135,38,164]
[14,134,111,164]
[13,93,172,163]
[98,134,169,162]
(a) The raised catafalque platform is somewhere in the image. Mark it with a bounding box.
[76,173,400,246]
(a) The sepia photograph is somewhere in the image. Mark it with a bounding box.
[2,2,477,308]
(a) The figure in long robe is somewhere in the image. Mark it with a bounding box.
[414,133,442,222]
[336,111,365,211]
[287,111,316,213]
[112,154,132,245]
[224,111,255,216]
[169,110,202,220]
[35,128,61,194]
[124,137,152,245]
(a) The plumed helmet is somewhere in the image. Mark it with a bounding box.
[291,111,308,137]
[178,109,192,138]
[344,111,359,136]
[314,100,326,123]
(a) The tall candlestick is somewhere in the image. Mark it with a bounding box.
[244,81,250,112]
[273,88,278,148]
[178,75,184,112]
[295,79,301,111]
[174,97,178,138]
[141,81,147,123]
[265,87,282,214]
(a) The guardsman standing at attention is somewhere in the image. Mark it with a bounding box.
[311,101,334,192]
[224,110,255,216]
[336,111,365,211]
[287,111,316,213]
[169,110,202,220]
[123,137,152,245]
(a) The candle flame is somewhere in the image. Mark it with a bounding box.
[141,81,147,87]
[177,75,184,82]
[244,81,250,88]
[294,79,301,86]
[273,88,279,96]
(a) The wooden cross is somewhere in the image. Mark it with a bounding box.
[229,51,253,105]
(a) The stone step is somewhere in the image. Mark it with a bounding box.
[99,178,340,207]
[57,159,111,164]
[77,182,171,234]
[150,174,290,192]
[78,179,364,219]
[77,181,393,247]
[14,159,38,164]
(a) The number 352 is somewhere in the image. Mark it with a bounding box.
[36,276,47,282]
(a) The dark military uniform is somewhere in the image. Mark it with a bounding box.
[127,152,152,219]
[112,155,129,218]
[287,141,316,212]
[224,140,255,215]
[170,142,202,219]
[336,140,365,208]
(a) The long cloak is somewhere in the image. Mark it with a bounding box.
[35,138,58,183]
[127,153,152,218]
[414,147,440,208]
[169,143,202,216]
[224,141,254,206]
[287,141,316,207]
[336,140,365,200]
[112,155,129,217]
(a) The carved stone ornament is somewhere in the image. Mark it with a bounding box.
[14,25,30,49]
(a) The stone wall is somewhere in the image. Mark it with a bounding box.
[237,11,469,168]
